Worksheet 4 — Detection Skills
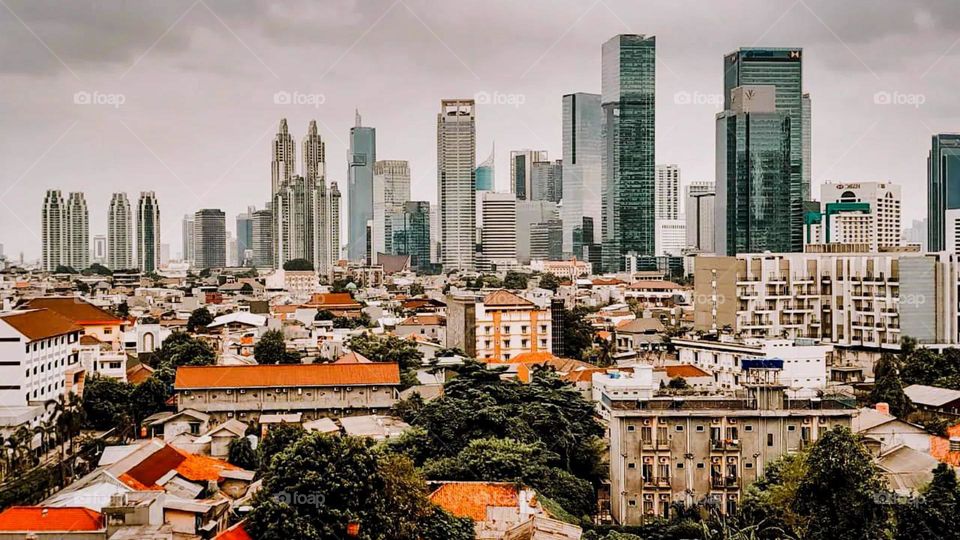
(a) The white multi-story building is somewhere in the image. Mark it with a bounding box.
[41,189,66,272]
[655,219,686,257]
[655,164,680,220]
[107,192,133,271]
[674,337,829,392]
[480,192,518,270]
[65,192,89,271]
[0,309,83,408]
[438,100,476,271]
[820,181,902,250]
[693,250,960,350]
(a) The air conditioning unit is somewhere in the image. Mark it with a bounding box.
[642,419,651,426]
[728,419,737,424]
[239,389,246,394]
[226,390,232,395]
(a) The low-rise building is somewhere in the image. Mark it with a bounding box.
[596,365,854,525]
[173,363,401,423]
[447,290,552,362]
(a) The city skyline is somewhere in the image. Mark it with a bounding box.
[2,1,958,259]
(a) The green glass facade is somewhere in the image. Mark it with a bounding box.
[724,48,805,251]
[717,110,792,255]
[393,201,431,273]
[601,34,656,272]
[927,134,960,251]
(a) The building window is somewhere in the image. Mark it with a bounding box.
[767,433,774,447]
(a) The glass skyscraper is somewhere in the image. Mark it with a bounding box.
[561,92,602,259]
[716,86,792,255]
[476,144,495,192]
[348,111,376,262]
[393,201,432,273]
[724,48,805,251]
[928,133,960,252]
[601,34,656,272]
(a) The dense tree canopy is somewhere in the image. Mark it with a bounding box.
[347,333,423,388]
[503,271,529,290]
[868,353,913,418]
[255,329,301,364]
[282,258,314,271]
[538,272,561,292]
[82,375,133,430]
[563,306,597,360]
[187,307,214,332]
[227,436,259,471]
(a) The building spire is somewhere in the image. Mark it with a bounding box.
[355,109,361,127]
[279,118,288,133]
[308,119,317,136]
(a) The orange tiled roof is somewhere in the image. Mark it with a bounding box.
[175,363,401,389]
[24,297,124,325]
[216,521,253,540]
[592,278,626,286]
[304,293,362,309]
[0,309,81,341]
[655,365,711,378]
[120,442,241,490]
[334,351,373,364]
[399,315,444,326]
[483,290,534,308]
[127,363,155,385]
[0,507,103,532]
[429,482,520,521]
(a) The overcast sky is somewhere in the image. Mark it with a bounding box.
[2,0,959,261]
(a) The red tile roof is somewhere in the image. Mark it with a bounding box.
[429,482,520,521]
[304,293,362,309]
[216,521,253,540]
[0,309,81,341]
[0,507,103,532]
[24,297,124,325]
[120,442,241,490]
[399,315,444,326]
[655,365,711,378]
[483,290,534,308]
[175,363,401,390]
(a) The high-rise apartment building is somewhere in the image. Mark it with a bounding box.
[193,209,226,269]
[107,193,133,271]
[181,214,195,264]
[510,149,548,201]
[65,192,89,270]
[41,190,66,272]
[602,34,657,272]
[236,207,255,266]
[348,111,376,262]
[724,48,806,251]
[437,99,477,271]
[136,191,160,273]
[928,133,960,253]
[561,92,603,259]
[654,220,686,257]
[716,86,792,256]
[272,118,295,196]
[685,181,716,253]
[251,209,274,268]
[479,192,518,270]
[476,144,495,192]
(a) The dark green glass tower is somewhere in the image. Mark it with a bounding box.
[724,48,805,252]
[928,134,960,252]
[601,34,656,272]
[716,86,792,255]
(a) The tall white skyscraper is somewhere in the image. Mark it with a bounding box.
[65,192,89,270]
[272,120,340,273]
[437,99,476,271]
[107,192,133,271]
[655,164,680,220]
[372,160,411,259]
[348,111,376,262]
[509,149,548,201]
[272,118,295,196]
[685,181,716,253]
[181,214,195,264]
[41,190,66,272]
[479,192,517,270]
[137,191,160,272]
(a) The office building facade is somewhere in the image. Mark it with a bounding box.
[41,190,66,272]
[928,134,960,252]
[136,191,160,272]
[438,99,477,271]
[479,192,518,270]
[561,92,603,259]
[510,149,548,201]
[193,209,226,269]
[602,34,657,272]
[685,181,716,253]
[476,144,495,192]
[348,111,376,262]
[531,159,563,203]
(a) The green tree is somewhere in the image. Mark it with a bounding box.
[228,436,259,470]
[282,258,314,271]
[667,376,690,390]
[129,376,170,423]
[419,507,475,540]
[255,330,301,364]
[563,307,596,360]
[258,423,306,471]
[239,283,254,294]
[314,310,335,321]
[81,375,133,430]
[347,333,423,388]
[116,301,129,318]
[409,283,425,296]
[869,353,913,418]
[187,307,214,332]
[793,426,889,540]
[53,265,78,274]
[152,332,216,386]
[538,272,561,292]
[894,462,958,540]
[84,263,112,276]
[503,271,529,290]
